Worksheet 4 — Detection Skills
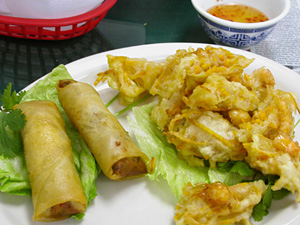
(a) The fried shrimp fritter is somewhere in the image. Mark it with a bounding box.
[237,88,300,201]
[164,110,246,167]
[95,55,164,105]
[175,180,267,225]
[245,133,300,202]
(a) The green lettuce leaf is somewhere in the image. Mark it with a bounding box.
[128,102,209,199]
[0,155,30,195]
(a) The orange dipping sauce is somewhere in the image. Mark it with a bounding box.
[207,3,269,23]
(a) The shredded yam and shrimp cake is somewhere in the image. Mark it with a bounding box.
[95,55,164,105]
[95,45,300,201]
[174,180,267,225]
[164,109,246,167]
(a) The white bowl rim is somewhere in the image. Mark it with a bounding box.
[191,0,291,29]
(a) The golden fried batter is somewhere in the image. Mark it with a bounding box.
[164,110,246,167]
[95,55,164,105]
[175,181,267,225]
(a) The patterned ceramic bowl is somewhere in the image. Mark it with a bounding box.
[191,0,290,49]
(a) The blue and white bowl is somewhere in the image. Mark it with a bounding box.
[191,0,290,49]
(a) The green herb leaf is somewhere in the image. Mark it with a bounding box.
[252,199,269,222]
[230,161,255,177]
[267,174,279,185]
[5,109,26,131]
[217,161,235,172]
[0,110,26,157]
[253,184,272,221]
[0,83,27,157]
[216,160,255,176]
[1,83,26,111]
[263,184,273,208]
[272,188,290,200]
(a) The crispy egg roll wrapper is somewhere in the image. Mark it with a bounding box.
[57,80,149,180]
[14,100,87,221]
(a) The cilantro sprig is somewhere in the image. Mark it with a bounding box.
[252,175,291,222]
[0,83,27,157]
[217,160,255,177]
[1,83,26,111]
[252,185,272,221]
[217,161,291,222]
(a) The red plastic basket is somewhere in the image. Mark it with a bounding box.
[0,0,117,40]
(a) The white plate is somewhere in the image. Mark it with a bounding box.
[1,43,300,225]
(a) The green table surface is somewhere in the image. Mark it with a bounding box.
[0,0,213,96]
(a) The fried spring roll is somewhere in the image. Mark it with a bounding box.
[13,100,87,221]
[56,79,149,180]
